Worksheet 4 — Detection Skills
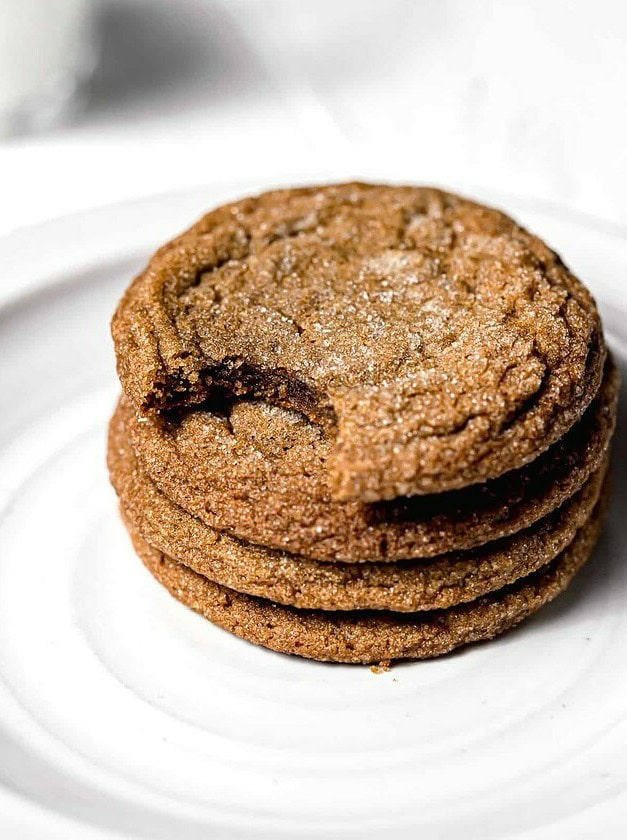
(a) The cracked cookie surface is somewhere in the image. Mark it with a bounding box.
[112,183,605,502]
[109,399,608,611]
[122,358,617,562]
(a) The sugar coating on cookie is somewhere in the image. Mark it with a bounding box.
[112,183,605,502]
[108,397,607,611]
[122,358,617,562]
[129,487,607,663]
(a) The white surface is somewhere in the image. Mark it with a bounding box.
[0,187,626,839]
[2,0,627,237]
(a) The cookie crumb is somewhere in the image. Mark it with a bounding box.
[370,660,391,674]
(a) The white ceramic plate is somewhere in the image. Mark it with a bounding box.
[0,182,626,840]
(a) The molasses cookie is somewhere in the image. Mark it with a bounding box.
[112,183,605,502]
[109,400,608,611]
[126,485,608,663]
[122,357,617,562]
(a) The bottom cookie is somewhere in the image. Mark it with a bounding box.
[125,488,608,664]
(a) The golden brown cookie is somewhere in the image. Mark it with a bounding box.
[122,357,618,562]
[112,183,605,503]
[109,400,608,611]
[125,486,608,663]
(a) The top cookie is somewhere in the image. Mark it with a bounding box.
[112,183,605,502]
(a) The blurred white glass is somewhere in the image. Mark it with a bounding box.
[0,0,98,136]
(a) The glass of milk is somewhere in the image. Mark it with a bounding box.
[0,0,98,136]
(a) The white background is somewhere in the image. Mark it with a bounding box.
[1,0,627,239]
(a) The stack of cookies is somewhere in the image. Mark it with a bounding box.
[108,183,618,664]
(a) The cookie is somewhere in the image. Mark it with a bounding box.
[112,183,605,502]
[123,357,617,562]
[109,400,608,611]
[126,485,608,663]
